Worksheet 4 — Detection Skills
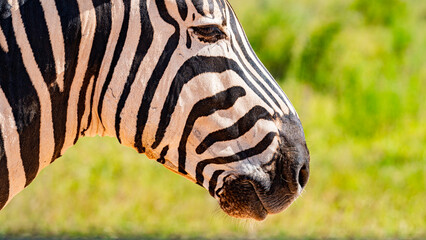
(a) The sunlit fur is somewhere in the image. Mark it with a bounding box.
[0,0,309,219]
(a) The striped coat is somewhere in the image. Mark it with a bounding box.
[0,0,309,220]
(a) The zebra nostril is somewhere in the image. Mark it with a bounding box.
[298,163,309,189]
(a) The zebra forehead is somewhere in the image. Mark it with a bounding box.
[170,0,226,20]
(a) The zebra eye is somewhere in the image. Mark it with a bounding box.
[191,25,227,43]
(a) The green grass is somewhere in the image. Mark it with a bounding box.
[0,0,425,239]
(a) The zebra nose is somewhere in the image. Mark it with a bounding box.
[280,148,310,192]
[296,161,309,189]
[289,150,310,191]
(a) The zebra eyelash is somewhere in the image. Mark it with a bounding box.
[190,25,227,43]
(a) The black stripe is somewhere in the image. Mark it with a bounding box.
[186,30,191,49]
[50,0,81,161]
[196,105,274,154]
[191,0,205,16]
[19,0,56,87]
[196,132,276,185]
[176,0,188,21]
[97,0,131,127]
[151,56,273,150]
[0,17,41,186]
[0,128,9,210]
[114,0,153,143]
[74,0,112,144]
[134,0,180,153]
[178,86,246,174]
[208,170,224,196]
[157,145,169,164]
[228,6,284,111]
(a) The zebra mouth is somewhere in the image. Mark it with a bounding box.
[216,174,298,221]
[217,176,268,220]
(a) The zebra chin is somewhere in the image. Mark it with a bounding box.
[216,173,300,221]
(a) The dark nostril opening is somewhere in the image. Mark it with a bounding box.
[298,164,309,188]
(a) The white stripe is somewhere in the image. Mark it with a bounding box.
[202,0,209,16]
[0,89,26,205]
[62,0,96,154]
[212,0,222,19]
[90,0,125,136]
[0,25,8,53]
[9,0,55,171]
[213,173,227,199]
[81,75,95,133]
[39,0,66,92]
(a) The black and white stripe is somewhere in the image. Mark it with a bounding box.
[0,0,308,217]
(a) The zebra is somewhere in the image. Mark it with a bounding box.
[0,0,309,220]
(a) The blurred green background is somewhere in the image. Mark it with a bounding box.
[0,0,425,239]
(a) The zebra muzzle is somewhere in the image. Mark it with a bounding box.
[217,175,269,221]
[216,144,310,220]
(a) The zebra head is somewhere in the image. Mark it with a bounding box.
[98,0,309,220]
[99,0,310,221]
[0,0,309,219]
